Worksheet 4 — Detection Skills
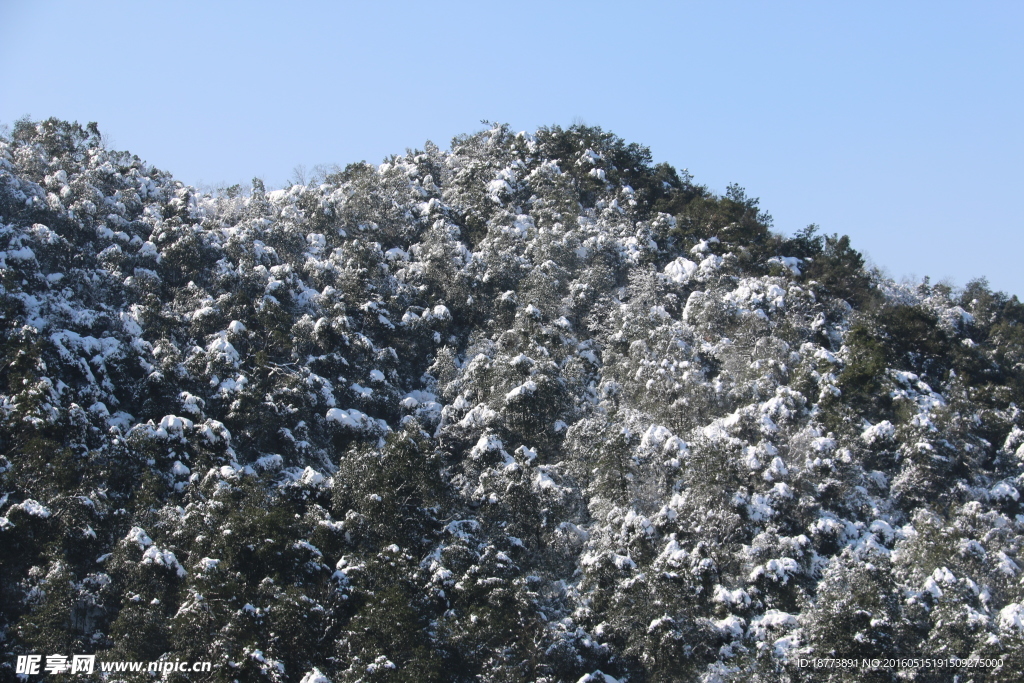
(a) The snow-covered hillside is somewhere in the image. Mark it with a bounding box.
[1,118,1022,682]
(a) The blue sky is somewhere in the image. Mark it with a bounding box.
[3,1,1022,296]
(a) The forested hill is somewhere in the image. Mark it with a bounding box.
[1,118,1023,682]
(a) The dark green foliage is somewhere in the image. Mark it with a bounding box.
[342,577,445,682]
[804,231,874,307]
[331,423,442,552]
[839,302,958,422]
[804,552,909,682]
[1,118,1022,683]
[838,323,888,413]
[874,305,949,375]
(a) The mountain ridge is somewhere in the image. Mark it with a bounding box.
[1,117,1022,682]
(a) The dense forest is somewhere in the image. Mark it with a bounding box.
[1,118,1022,682]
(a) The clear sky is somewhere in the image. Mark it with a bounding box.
[3,1,1022,296]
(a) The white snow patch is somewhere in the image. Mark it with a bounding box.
[768,256,802,275]
[299,668,333,683]
[641,425,673,450]
[690,236,720,254]
[862,420,895,445]
[663,257,698,284]
[299,467,325,487]
[999,603,1024,631]
[350,382,373,398]
[196,557,220,572]
[254,454,284,471]
[713,615,746,639]
[159,414,193,434]
[714,585,751,607]
[505,380,537,401]
[206,333,240,364]
[428,304,452,321]
[141,546,187,577]
[577,671,621,683]
[15,499,51,518]
[326,408,371,429]
[990,481,1020,502]
[125,527,153,548]
[458,404,499,428]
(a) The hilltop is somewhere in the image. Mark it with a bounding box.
[1,118,1022,682]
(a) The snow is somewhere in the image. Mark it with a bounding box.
[869,519,895,544]
[773,635,799,659]
[611,553,636,570]
[196,557,220,572]
[326,408,371,429]
[697,254,723,275]
[299,466,325,487]
[861,420,895,444]
[470,434,505,459]
[179,392,204,415]
[125,527,153,548]
[577,671,622,683]
[996,551,1020,576]
[299,668,332,683]
[810,436,836,453]
[293,540,322,556]
[923,566,956,597]
[486,178,512,198]
[713,615,746,639]
[159,414,193,434]
[255,453,283,471]
[999,603,1024,631]
[756,609,798,630]
[4,245,35,261]
[577,671,621,683]
[990,481,1019,502]
[767,256,802,275]
[535,470,560,492]
[505,380,537,401]
[15,499,51,518]
[384,247,409,262]
[750,558,800,584]
[206,333,240,363]
[747,494,775,521]
[141,546,187,577]
[428,304,452,321]
[444,519,481,540]
[366,656,396,673]
[350,382,373,397]
[400,390,441,420]
[640,424,672,450]
[714,585,751,607]
[2,117,1021,679]
[763,456,789,481]
[458,403,499,428]
[690,236,720,254]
